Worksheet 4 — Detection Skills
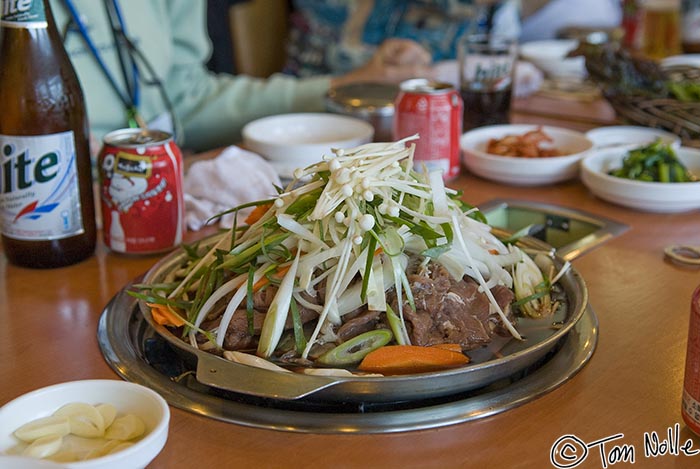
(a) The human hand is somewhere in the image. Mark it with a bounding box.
[330,38,434,88]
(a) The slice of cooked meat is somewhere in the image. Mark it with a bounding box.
[337,309,381,342]
[392,262,514,351]
[200,285,320,351]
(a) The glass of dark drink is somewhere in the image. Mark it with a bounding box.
[458,34,517,132]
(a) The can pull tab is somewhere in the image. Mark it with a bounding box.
[665,245,700,266]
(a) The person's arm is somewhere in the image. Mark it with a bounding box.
[161,1,331,151]
[330,39,433,88]
[164,1,432,152]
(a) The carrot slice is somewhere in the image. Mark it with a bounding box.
[431,343,463,353]
[148,302,185,327]
[357,345,470,375]
[245,203,272,225]
[252,264,292,292]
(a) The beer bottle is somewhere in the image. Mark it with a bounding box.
[0,0,96,268]
[682,0,700,53]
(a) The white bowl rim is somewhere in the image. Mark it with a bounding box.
[461,124,594,162]
[581,146,700,190]
[0,379,170,467]
[520,38,579,54]
[585,125,681,147]
[242,112,375,146]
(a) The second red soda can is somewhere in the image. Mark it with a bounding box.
[98,128,185,254]
[393,79,463,180]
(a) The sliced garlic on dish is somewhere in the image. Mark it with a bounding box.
[83,439,123,460]
[22,434,63,459]
[96,403,117,429]
[47,449,81,463]
[104,414,145,441]
[107,441,134,455]
[14,415,70,442]
[54,402,105,438]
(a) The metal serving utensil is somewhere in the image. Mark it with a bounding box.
[664,245,700,266]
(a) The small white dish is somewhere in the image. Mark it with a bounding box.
[581,146,700,213]
[0,380,169,469]
[460,124,593,186]
[519,39,586,79]
[661,54,700,68]
[242,113,374,179]
[585,125,681,150]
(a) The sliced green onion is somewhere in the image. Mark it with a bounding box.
[316,329,393,366]
[360,234,377,302]
[246,265,256,335]
[257,251,301,357]
[385,304,410,345]
[289,298,307,353]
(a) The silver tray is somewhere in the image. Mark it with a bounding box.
[97,284,598,433]
[135,232,589,403]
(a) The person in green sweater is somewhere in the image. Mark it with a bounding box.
[50,0,432,153]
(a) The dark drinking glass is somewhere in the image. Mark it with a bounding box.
[461,88,512,130]
[458,34,517,132]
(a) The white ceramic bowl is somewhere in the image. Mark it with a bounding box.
[661,54,700,68]
[581,146,700,213]
[460,124,594,186]
[242,113,374,179]
[585,125,680,149]
[519,39,586,79]
[0,380,169,469]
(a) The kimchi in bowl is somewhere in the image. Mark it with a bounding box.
[460,124,594,186]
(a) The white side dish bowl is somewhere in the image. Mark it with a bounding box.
[581,146,700,213]
[0,380,169,469]
[460,124,593,186]
[585,125,681,149]
[242,113,375,179]
[661,54,700,68]
[519,39,586,79]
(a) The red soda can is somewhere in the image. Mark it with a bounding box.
[393,79,463,180]
[682,285,700,436]
[98,129,185,254]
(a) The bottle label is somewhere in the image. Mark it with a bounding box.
[1,0,47,29]
[0,132,85,241]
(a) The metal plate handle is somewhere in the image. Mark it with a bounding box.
[196,352,341,400]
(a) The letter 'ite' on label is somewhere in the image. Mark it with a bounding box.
[1,0,48,27]
[0,131,85,241]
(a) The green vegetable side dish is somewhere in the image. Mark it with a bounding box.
[608,141,697,183]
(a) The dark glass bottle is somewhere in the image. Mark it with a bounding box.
[682,0,700,52]
[0,0,96,268]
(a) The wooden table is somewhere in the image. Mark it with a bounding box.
[2,95,700,468]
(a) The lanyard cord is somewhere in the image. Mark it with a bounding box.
[103,0,139,110]
[62,0,145,129]
[119,32,180,142]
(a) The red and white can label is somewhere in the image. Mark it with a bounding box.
[99,130,184,254]
[393,79,463,180]
[682,286,700,435]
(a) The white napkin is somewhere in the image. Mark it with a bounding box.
[184,146,281,230]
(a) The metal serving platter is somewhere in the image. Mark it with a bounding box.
[133,232,588,403]
[97,282,598,433]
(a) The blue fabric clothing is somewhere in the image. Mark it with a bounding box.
[285,0,520,77]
